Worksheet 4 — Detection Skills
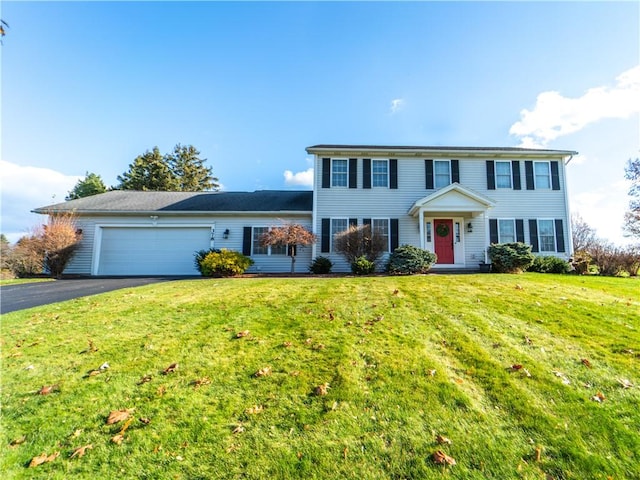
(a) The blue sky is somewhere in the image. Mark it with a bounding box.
[1,1,638,244]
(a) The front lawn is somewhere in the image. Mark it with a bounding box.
[1,274,638,479]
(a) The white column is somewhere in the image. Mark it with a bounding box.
[419,209,425,249]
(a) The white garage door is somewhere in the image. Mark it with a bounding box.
[97,227,212,275]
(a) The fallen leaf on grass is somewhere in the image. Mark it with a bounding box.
[137,374,152,385]
[70,444,93,459]
[99,362,110,370]
[428,369,437,376]
[581,358,592,368]
[617,378,634,389]
[162,363,178,375]
[111,433,125,445]
[157,385,166,396]
[255,366,272,377]
[106,408,134,425]
[591,392,606,402]
[436,434,452,445]
[232,425,245,434]
[38,385,58,395]
[85,369,102,378]
[314,383,330,396]
[9,435,26,446]
[245,405,263,415]
[289,370,300,377]
[29,451,59,467]
[191,377,211,388]
[139,417,151,425]
[314,343,325,350]
[510,364,524,371]
[236,330,250,338]
[283,341,292,348]
[515,284,523,290]
[432,450,456,466]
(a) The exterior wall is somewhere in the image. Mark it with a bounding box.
[67,214,312,275]
[311,152,572,272]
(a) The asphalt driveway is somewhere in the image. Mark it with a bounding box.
[0,277,180,314]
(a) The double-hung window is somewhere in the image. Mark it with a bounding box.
[434,160,451,188]
[331,218,349,252]
[372,160,389,187]
[372,218,390,252]
[498,219,516,243]
[252,227,286,255]
[537,219,556,252]
[534,162,551,189]
[332,159,348,187]
[496,161,512,189]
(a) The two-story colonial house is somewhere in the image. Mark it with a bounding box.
[33,144,576,275]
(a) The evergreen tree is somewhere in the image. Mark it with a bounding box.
[167,144,219,191]
[116,145,218,192]
[116,147,177,191]
[66,172,107,200]
[623,158,640,238]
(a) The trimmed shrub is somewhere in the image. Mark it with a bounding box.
[333,225,386,264]
[488,242,534,273]
[194,248,221,274]
[199,249,253,277]
[528,256,570,274]
[351,255,376,275]
[386,244,437,274]
[309,256,333,274]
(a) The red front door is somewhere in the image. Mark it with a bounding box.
[434,219,454,264]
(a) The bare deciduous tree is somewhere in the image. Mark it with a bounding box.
[333,224,387,266]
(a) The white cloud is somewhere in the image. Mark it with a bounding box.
[510,65,640,146]
[390,98,405,114]
[283,168,314,187]
[0,160,81,243]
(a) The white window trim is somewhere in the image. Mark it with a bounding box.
[537,218,557,252]
[252,226,286,256]
[434,160,452,188]
[371,159,389,188]
[330,217,349,252]
[331,158,349,188]
[534,161,551,190]
[497,218,516,243]
[371,217,391,252]
[495,161,512,189]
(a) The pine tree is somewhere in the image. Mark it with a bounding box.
[66,172,107,200]
[116,147,177,191]
[167,144,219,191]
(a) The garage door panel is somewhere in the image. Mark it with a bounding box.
[98,227,211,275]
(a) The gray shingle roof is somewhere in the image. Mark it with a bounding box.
[33,190,313,214]
[306,145,578,155]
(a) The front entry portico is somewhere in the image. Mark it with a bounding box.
[408,183,496,268]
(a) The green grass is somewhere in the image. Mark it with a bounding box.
[1,274,638,479]
[0,277,53,286]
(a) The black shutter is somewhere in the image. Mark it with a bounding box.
[349,218,358,227]
[486,161,496,190]
[525,161,535,190]
[242,227,252,256]
[516,219,524,243]
[529,220,539,252]
[363,159,371,189]
[512,161,522,190]
[390,159,398,189]
[451,160,460,184]
[489,219,499,244]
[322,158,331,188]
[349,158,357,189]
[555,219,565,252]
[321,218,330,253]
[362,218,372,227]
[390,219,399,251]
[551,161,560,190]
[425,160,434,189]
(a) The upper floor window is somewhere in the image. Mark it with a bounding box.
[537,219,556,252]
[372,218,390,252]
[331,218,349,251]
[332,159,348,187]
[434,160,451,188]
[372,160,388,187]
[252,227,286,255]
[534,162,551,189]
[496,161,512,189]
[498,219,516,243]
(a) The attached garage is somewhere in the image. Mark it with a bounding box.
[96,226,212,275]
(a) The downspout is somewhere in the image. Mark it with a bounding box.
[563,155,574,257]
